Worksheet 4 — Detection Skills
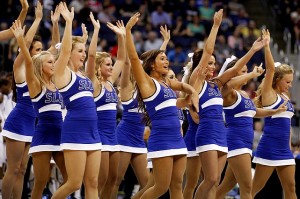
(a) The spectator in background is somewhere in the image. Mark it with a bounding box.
[69,0,84,14]
[214,34,233,65]
[97,4,117,24]
[185,15,206,41]
[244,80,257,99]
[219,8,234,37]
[119,0,139,21]
[77,1,92,24]
[228,0,244,17]
[172,16,188,37]
[136,3,150,27]
[228,26,244,55]
[184,0,200,22]
[133,30,144,55]
[199,0,215,32]
[150,5,172,28]
[240,20,260,39]
[0,76,14,123]
[253,120,263,152]
[291,7,300,45]
[167,44,186,74]
[144,31,163,51]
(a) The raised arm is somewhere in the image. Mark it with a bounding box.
[189,9,223,87]
[222,65,264,97]
[53,2,74,80]
[217,38,266,87]
[107,20,126,84]
[0,0,28,41]
[13,1,43,82]
[160,25,170,51]
[81,23,88,45]
[125,13,154,98]
[11,20,40,97]
[48,5,61,54]
[261,29,277,105]
[85,12,100,83]
[119,52,133,101]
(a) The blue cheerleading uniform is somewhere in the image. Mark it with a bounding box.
[95,81,119,151]
[143,79,187,159]
[58,71,101,150]
[116,90,147,153]
[2,82,35,142]
[253,94,295,166]
[184,111,199,157]
[223,90,256,158]
[196,80,227,153]
[29,87,63,154]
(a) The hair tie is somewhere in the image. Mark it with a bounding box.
[218,55,237,76]
[183,62,192,76]
[188,52,194,64]
[274,62,281,67]
[55,43,62,50]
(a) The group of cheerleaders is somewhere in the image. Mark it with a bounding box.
[0,1,297,199]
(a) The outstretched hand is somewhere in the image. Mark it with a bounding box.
[126,12,140,30]
[11,20,25,39]
[90,12,100,30]
[213,9,223,27]
[251,36,267,52]
[262,29,270,45]
[160,25,170,41]
[59,2,74,23]
[107,20,125,36]
[51,5,60,23]
[35,1,43,20]
[81,23,88,43]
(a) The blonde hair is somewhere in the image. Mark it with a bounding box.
[32,51,53,87]
[95,52,111,82]
[54,36,85,61]
[72,36,84,50]
[254,64,293,107]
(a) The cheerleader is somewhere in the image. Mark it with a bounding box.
[252,29,297,199]
[126,13,198,199]
[50,3,101,198]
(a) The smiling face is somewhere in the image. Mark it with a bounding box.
[152,52,169,75]
[206,55,216,78]
[272,64,294,93]
[70,42,86,69]
[276,73,293,93]
[30,41,43,57]
[99,57,113,79]
[167,69,177,81]
[42,54,55,78]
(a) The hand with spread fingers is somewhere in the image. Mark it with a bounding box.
[125,12,140,30]
[90,12,100,30]
[59,2,74,23]
[107,20,126,36]
[160,25,170,42]
[51,5,61,24]
[10,20,25,39]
